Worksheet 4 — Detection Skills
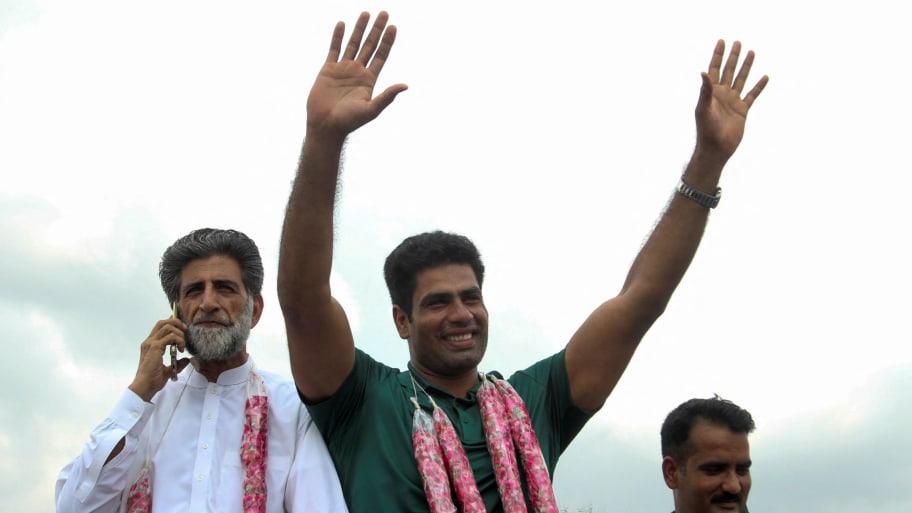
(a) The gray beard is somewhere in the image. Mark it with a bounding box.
[185,300,253,361]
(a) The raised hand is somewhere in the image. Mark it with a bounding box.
[695,40,769,161]
[307,11,408,139]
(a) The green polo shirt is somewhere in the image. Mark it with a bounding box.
[306,348,594,513]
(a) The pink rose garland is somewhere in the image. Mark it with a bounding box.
[432,407,487,513]
[412,400,457,513]
[493,379,559,513]
[125,466,152,513]
[410,373,559,513]
[240,370,269,513]
[125,367,268,513]
[478,376,527,513]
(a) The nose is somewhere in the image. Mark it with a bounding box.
[721,470,742,494]
[199,286,220,312]
[448,299,474,324]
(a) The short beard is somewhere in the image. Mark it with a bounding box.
[185,298,253,361]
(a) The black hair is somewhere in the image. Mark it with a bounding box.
[383,230,485,319]
[661,395,755,463]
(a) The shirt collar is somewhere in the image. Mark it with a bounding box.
[185,356,255,387]
[399,362,490,404]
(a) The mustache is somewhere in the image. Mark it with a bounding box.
[191,314,231,326]
[710,492,743,504]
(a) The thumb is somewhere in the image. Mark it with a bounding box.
[695,72,714,114]
[371,83,409,117]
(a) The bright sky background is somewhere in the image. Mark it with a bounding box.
[2,1,910,512]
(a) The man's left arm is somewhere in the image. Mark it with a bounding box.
[565,40,769,412]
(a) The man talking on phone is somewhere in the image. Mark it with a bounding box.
[55,228,347,513]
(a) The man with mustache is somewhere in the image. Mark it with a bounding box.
[56,228,347,513]
[661,397,755,513]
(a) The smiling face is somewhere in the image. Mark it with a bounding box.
[663,420,752,513]
[394,263,488,393]
[178,255,263,363]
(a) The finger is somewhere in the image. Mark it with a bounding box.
[742,75,769,110]
[356,11,390,66]
[707,39,725,84]
[147,317,185,337]
[144,325,185,356]
[371,83,409,115]
[326,21,345,63]
[732,50,755,94]
[167,330,187,353]
[720,40,742,86]
[342,11,371,61]
[696,72,714,112]
[367,23,397,76]
[147,318,173,337]
[154,322,184,343]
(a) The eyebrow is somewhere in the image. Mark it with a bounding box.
[697,459,753,470]
[419,291,454,306]
[180,278,241,295]
[460,287,482,297]
[419,287,481,305]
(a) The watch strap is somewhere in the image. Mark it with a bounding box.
[676,176,721,209]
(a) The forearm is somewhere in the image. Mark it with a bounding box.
[566,39,765,410]
[278,130,357,400]
[56,458,128,513]
[55,390,151,513]
[564,149,727,410]
[278,131,346,307]
[620,146,727,310]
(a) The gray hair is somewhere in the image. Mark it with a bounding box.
[159,228,264,304]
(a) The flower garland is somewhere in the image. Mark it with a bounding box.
[125,368,268,512]
[411,373,559,513]
[240,368,269,513]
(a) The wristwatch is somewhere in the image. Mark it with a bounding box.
[677,176,721,209]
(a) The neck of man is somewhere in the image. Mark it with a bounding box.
[415,367,481,399]
[193,350,250,382]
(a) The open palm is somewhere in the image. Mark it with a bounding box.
[306,11,408,137]
[695,40,768,159]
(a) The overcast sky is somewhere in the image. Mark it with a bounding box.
[2,1,910,512]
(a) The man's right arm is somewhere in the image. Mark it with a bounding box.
[278,11,407,402]
[55,390,152,513]
[56,315,189,512]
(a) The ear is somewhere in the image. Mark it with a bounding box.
[250,294,265,327]
[392,304,410,340]
[662,456,680,490]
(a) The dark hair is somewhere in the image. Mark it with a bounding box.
[159,228,264,304]
[383,231,485,319]
[661,395,755,463]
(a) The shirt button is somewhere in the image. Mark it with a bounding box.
[202,443,209,450]
[130,411,139,419]
[207,413,213,420]
[210,388,217,395]
[197,475,204,481]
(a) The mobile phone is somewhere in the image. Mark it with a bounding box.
[170,303,179,381]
